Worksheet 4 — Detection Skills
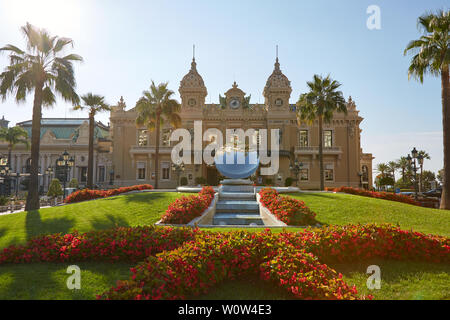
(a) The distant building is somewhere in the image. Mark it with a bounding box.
[0,118,112,192]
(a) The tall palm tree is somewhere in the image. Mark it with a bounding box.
[135,81,181,189]
[387,161,398,184]
[73,93,110,189]
[0,23,82,211]
[396,156,409,181]
[296,75,347,190]
[418,150,431,192]
[0,126,29,195]
[404,10,449,208]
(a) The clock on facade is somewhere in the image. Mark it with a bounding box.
[229,98,240,109]
[275,98,283,106]
[188,98,196,107]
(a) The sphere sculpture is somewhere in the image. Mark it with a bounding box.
[214,149,259,179]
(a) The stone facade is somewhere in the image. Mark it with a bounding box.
[109,57,373,189]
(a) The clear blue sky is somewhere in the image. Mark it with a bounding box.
[0,0,448,175]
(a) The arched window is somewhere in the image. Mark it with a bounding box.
[362,165,369,182]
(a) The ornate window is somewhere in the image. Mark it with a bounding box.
[161,162,170,180]
[98,166,105,183]
[275,98,283,106]
[299,130,308,147]
[300,168,309,181]
[362,165,369,182]
[324,130,333,148]
[138,129,148,147]
[137,162,146,180]
[188,98,196,107]
[325,169,334,181]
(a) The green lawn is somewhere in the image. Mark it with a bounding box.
[0,192,186,248]
[331,260,450,300]
[291,192,450,237]
[0,191,448,300]
[0,262,133,300]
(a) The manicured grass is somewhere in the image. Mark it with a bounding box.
[331,260,450,300]
[291,192,450,237]
[195,275,294,300]
[0,192,186,248]
[0,262,133,300]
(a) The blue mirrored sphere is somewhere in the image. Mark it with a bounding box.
[214,150,259,179]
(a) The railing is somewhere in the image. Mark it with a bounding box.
[295,146,342,154]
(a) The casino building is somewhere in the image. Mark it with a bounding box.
[0,56,373,192]
[108,56,373,189]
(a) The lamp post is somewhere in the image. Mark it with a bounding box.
[289,159,303,187]
[406,147,423,200]
[45,166,54,193]
[56,150,74,199]
[171,162,185,186]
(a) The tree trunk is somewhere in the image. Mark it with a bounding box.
[7,146,12,196]
[318,116,324,191]
[154,111,161,189]
[87,112,95,189]
[419,164,423,193]
[440,67,450,209]
[25,83,43,211]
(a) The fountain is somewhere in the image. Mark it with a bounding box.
[212,149,264,226]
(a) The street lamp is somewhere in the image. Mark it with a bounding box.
[56,150,74,199]
[406,147,423,200]
[0,155,10,196]
[289,159,303,186]
[171,162,185,186]
[45,166,54,193]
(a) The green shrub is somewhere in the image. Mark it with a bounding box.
[69,178,78,188]
[285,177,294,187]
[47,179,63,198]
[180,177,188,186]
[0,196,9,206]
[195,177,206,185]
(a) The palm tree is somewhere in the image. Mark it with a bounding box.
[0,126,29,195]
[396,157,409,181]
[387,161,398,184]
[0,23,82,211]
[404,10,449,209]
[135,81,181,189]
[0,126,29,165]
[418,150,431,192]
[73,93,110,189]
[376,163,390,177]
[296,74,347,190]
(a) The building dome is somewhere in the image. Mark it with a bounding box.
[264,58,291,94]
[179,58,206,90]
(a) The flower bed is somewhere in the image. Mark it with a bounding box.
[259,188,317,225]
[327,187,420,206]
[0,223,448,300]
[99,230,360,300]
[64,184,154,204]
[160,186,215,225]
[0,226,197,264]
